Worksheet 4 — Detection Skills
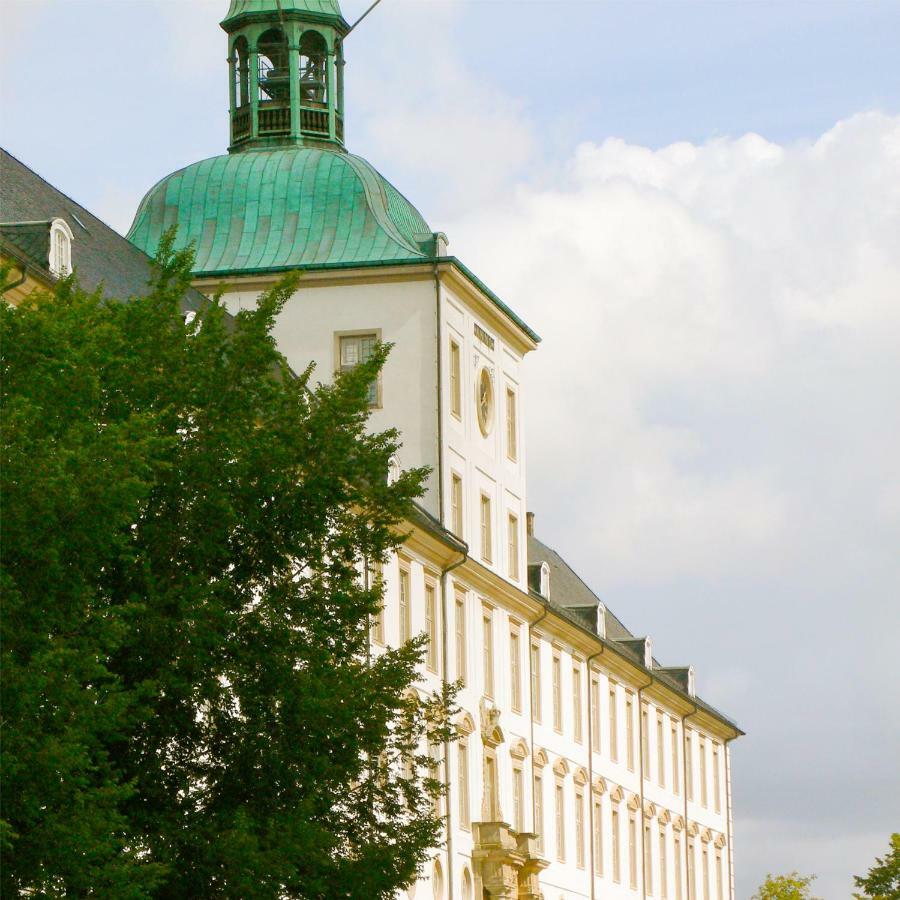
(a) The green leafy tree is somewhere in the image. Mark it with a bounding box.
[1,237,453,898]
[854,834,900,900]
[751,872,820,900]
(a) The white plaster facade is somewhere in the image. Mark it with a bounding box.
[202,257,741,900]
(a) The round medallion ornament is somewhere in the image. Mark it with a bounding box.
[476,367,494,436]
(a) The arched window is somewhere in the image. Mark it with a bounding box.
[460,868,473,900]
[257,28,289,101]
[432,860,444,900]
[233,36,249,107]
[49,218,73,277]
[299,30,327,105]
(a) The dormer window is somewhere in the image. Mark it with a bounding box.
[49,218,73,277]
[540,561,550,599]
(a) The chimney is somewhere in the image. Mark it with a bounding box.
[526,511,535,536]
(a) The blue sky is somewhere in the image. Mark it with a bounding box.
[3,2,900,897]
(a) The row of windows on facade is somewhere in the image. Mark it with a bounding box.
[450,736,726,900]
[372,574,726,812]
[338,332,520,459]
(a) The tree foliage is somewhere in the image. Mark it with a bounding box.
[854,834,900,900]
[1,237,452,898]
[751,872,820,900]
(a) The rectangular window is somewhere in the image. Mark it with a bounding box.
[484,752,499,821]
[713,744,721,814]
[450,338,461,418]
[609,682,619,763]
[370,561,385,645]
[593,798,604,875]
[575,788,586,868]
[451,473,463,537]
[672,723,680,796]
[612,806,621,883]
[641,701,650,780]
[658,711,666,789]
[483,607,495,698]
[510,627,522,712]
[629,812,638,889]
[700,736,708,808]
[455,593,466,685]
[645,821,653,896]
[591,675,601,750]
[531,640,542,723]
[398,564,411,644]
[702,844,710,900]
[534,773,544,852]
[715,849,724,900]
[573,664,583,743]
[506,387,517,461]
[552,652,563,732]
[555,780,565,862]
[458,739,470,828]
[507,513,519,579]
[339,332,378,406]
[688,838,696,900]
[480,493,492,563]
[686,731,694,802]
[429,741,443,815]
[660,829,668,900]
[512,765,524,832]
[626,691,635,772]
[674,834,683,900]
[425,581,438,673]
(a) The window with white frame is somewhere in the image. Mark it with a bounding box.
[507,512,519,579]
[451,473,463,537]
[506,386,517,461]
[480,492,492,563]
[449,338,462,418]
[455,592,467,685]
[49,218,73,277]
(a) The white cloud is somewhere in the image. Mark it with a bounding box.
[440,112,900,587]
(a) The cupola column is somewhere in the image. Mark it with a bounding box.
[326,43,337,143]
[249,45,260,140]
[288,28,301,141]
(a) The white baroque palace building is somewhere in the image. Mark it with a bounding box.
[127,2,743,898]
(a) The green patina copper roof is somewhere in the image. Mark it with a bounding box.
[224,0,343,21]
[127,147,435,274]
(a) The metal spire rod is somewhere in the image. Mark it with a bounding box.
[346,0,383,36]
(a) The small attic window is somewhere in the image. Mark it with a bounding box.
[539,561,550,599]
[687,665,696,698]
[596,602,607,639]
[49,218,74,277]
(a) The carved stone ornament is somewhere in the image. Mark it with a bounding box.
[533,747,549,769]
[672,814,685,832]
[658,808,672,825]
[455,711,476,737]
[510,737,529,760]
[643,800,657,818]
[592,776,608,796]
[573,767,588,786]
[552,757,570,777]
[479,698,505,748]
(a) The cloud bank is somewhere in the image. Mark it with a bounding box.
[437,112,900,896]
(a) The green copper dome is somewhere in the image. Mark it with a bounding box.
[127,148,435,275]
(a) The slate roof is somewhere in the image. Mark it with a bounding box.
[0,148,203,312]
[528,534,634,642]
[127,148,435,275]
[527,532,741,733]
